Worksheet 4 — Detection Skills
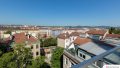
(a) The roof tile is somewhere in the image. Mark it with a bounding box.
[73,37,92,45]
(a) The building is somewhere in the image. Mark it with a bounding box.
[44,48,52,64]
[6,32,40,58]
[72,46,120,68]
[50,28,63,37]
[39,28,51,38]
[63,36,115,68]
[86,29,108,40]
[57,32,87,48]
[57,33,70,48]
[103,34,120,46]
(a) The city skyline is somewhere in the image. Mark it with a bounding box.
[0,0,120,26]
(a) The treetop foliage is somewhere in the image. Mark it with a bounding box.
[40,37,57,47]
[109,27,120,34]
[0,44,49,68]
[51,47,64,68]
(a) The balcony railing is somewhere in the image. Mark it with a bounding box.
[71,46,120,68]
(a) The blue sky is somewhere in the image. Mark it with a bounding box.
[0,0,120,26]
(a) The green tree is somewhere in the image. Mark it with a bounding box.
[29,56,43,68]
[13,44,32,68]
[0,44,32,68]
[0,50,2,55]
[51,47,64,68]
[0,52,15,68]
[114,29,120,34]
[40,38,44,47]
[41,38,57,47]
[7,62,17,68]
[0,44,50,68]
[109,27,115,34]
[4,30,12,34]
[27,56,50,68]
[109,27,120,34]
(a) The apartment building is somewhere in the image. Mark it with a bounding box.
[63,36,115,68]
[98,34,120,48]
[86,29,109,40]
[57,32,70,48]
[39,28,51,38]
[57,31,85,48]
[72,46,120,68]
[5,32,40,58]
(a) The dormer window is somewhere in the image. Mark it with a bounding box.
[78,52,86,59]
[77,49,86,60]
[83,55,86,59]
[80,53,82,57]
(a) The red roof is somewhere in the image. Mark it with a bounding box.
[57,32,69,39]
[6,32,37,44]
[106,34,120,38]
[73,37,92,45]
[70,32,80,36]
[86,29,107,35]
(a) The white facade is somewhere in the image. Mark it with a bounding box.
[12,30,39,38]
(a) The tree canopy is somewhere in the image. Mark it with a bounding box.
[51,47,64,68]
[4,30,12,34]
[109,27,120,34]
[40,38,57,47]
[0,44,49,68]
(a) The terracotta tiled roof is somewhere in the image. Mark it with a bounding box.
[70,32,80,36]
[86,29,107,35]
[6,32,37,44]
[73,37,115,47]
[73,37,92,45]
[26,36,37,42]
[70,32,86,36]
[57,33,69,39]
[106,34,120,38]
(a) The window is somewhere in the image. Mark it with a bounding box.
[83,55,86,59]
[36,45,38,48]
[80,53,82,57]
[36,52,39,55]
[65,58,68,64]
[78,52,86,59]
[31,46,33,49]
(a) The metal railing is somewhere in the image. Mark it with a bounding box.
[71,46,120,68]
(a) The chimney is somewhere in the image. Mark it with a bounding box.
[27,34,31,39]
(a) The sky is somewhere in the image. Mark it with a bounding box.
[0,0,120,26]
